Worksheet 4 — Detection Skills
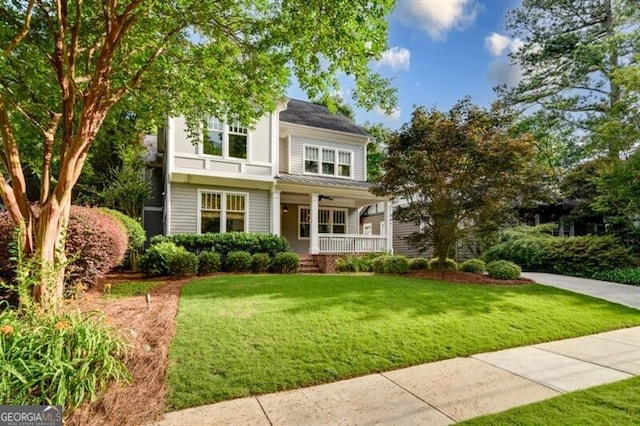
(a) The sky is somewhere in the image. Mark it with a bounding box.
[286,0,524,129]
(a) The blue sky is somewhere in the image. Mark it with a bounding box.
[287,0,524,129]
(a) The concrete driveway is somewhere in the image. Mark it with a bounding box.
[521,272,640,310]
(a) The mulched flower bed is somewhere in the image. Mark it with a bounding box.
[409,269,533,285]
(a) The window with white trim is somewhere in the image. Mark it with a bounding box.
[202,118,248,159]
[303,145,353,178]
[298,206,347,239]
[200,191,247,233]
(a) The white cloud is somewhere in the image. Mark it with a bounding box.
[485,32,523,56]
[487,59,523,87]
[396,0,480,40]
[375,106,402,121]
[377,46,411,71]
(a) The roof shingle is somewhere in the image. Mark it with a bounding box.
[280,99,369,137]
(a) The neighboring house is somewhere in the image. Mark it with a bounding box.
[144,99,393,258]
[519,199,605,237]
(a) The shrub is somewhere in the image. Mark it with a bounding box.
[0,309,130,411]
[251,253,271,273]
[428,257,458,270]
[336,256,357,273]
[0,214,15,283]
[336,255,376,273]
[149,232,290,257]
[271,252,299,273]
[408,257,429,270]
[487,260,522,280]
[168,251,198,277]
[588,267,640,286]
[373,255,409,274]
[139,241,185,277]
[459,258,487,273]
[198,251,221,275]
[224,251,253,273]
[100,208,146,270]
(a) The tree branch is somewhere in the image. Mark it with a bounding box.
[40,113,62,204]
[3,0,36,54]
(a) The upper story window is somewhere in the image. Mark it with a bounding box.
[304,145,352,178]
[202,118,248,160]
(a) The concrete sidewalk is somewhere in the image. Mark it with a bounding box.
[153,326,640,425]
[521,272,640,310]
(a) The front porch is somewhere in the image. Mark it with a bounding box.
[272,176,392,255]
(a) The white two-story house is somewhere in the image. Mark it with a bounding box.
[144,99,393,259]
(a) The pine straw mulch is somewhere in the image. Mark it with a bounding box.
[64,273,189,426]
[408,269,534,286]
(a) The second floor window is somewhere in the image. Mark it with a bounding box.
[304,146,352,178]
[202,118,248,160]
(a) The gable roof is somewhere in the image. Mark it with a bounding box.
[280,99,369,137]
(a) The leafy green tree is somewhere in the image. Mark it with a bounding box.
[362,122,389,181]
[501,0,639,157]
[373,99,545,267]
[312,94,356,122]
[0,0,396,310]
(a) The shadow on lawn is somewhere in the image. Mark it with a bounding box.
[179,274,639,321]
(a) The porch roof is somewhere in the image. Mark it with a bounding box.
[277,173,371,190]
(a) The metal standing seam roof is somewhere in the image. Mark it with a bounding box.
[277,173,372,189]
[280,99,370,137]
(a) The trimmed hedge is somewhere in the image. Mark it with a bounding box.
[139,242,194,277]
[149,232,290,257]
[487,260,521,280]
[100,208,146,270]
[335,254,378,273]
[408,257,429,271]
[271,252,299,273]
[372,255,409,274]
[428,257,458,270]
[459,258,486,273]
[251,253,271,273]
[224,251,253,273]
[168,251,198,277]
[198,251,221,275]
[483,226,636,276]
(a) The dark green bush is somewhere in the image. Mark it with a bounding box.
[168,251,198,277]
[428,257,458,270]
[587,267,640,286]
[336,254,377,273]
[336,256,357,273]
[198,251,221,275]
[251,253,271,273]
[0,310,130,412]
[487,260,521,280]
[373,255,409,274]
[224,251,253,273]
[149,232,290,257]
[139,241,186,277]
[408,257,429,270]
[100,208,146,269]
[271,252,299,273]
[459,258,487,273]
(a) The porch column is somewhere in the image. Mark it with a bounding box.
[310,193,320,254]
[384,199,393,253]
[271,190,281,235]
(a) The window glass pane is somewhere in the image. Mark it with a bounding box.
[338,151,351,164]
[227,212,245,232]
[228,134,247,159]
[202,193,221,210]
[201,211,221,233]
[305,147,319,160]
[228,120,248,135]
[322,163,335,175]
[203,130,223,156]
[305,160,318,173]
[338,164,351,177]
[300,224,310,238]
[300,208,310,224]
[333,224,346,234]
[319,209,330,224]
[227,194,246,212]
[333,210,345,224]
[319,224,330,233]
[322,149,335,162]
[206,117,223,131]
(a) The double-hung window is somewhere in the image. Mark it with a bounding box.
[304,145,352,178]
[199,191,247,234]
[202,118,248,159]
[298,206,347,239]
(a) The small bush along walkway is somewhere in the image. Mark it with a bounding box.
[167,274,640,410]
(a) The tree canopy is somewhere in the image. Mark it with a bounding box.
[373,99,546,264]
[0,0,396,310]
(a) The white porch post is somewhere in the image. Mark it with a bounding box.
[384,199,393,253]
[271,190,281,235]
[310,193,320,254]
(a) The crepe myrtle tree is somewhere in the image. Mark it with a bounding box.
[0,0,397,311]
[373,99,545,268]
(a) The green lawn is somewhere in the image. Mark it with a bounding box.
[462,376,640,425]
[167,275,640,410]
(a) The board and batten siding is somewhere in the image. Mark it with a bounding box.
[288,136,366,181]
[169,182,270,235]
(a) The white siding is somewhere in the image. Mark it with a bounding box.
[169,182,270,235]
[289,136,366,181]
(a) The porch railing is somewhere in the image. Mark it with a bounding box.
[318,234,387,254]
